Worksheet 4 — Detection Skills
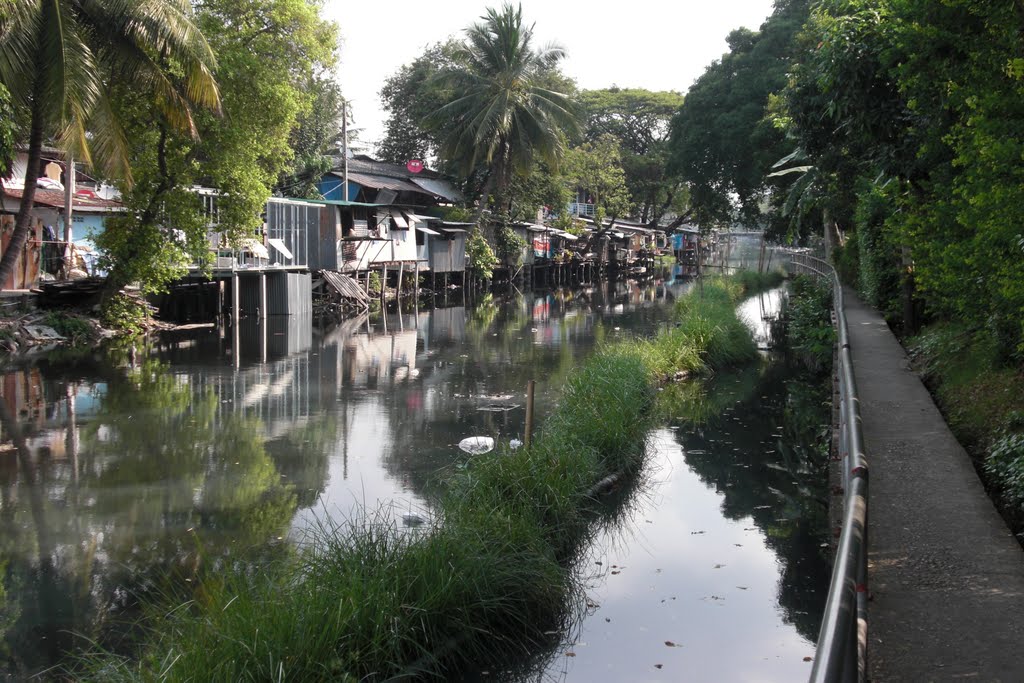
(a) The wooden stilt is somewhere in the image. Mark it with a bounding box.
[396,261,405,298]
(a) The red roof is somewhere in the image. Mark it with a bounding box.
[1,186,124,212]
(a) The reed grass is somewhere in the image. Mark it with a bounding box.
[77,273,765,682]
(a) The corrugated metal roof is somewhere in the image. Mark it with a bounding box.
[2,186,124,212]
[418,226,441,236]
[332,171,424,194]
[409,177,463,202]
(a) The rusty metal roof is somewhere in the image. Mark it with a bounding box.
[333,171,424,194]
[1,186,124,212]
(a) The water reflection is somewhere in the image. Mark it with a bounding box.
[537,284,830,683]
[0,276,681,678]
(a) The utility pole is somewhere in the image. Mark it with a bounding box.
[63,156,74,275]
[342,100,349,202]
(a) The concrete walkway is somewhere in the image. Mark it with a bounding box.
[843,288,1024,681]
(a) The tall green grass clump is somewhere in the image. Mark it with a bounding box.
[621,276,761,379]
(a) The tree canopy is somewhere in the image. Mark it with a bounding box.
[667,0,812,228]
[425,4,579,219]
[97,0,338,292]
[0,0,220,286]
[579,87,687,226]
[779,0,1024,357]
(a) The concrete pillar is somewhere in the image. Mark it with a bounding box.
[259,272,267,319]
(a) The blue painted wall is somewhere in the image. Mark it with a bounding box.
[317,175,362,202]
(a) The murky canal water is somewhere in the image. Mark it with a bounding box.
[0,239,830,680]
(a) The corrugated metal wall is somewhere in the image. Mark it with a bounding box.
[428,235,467,273]
[268,272,312,315]
[235,272,312,317]
[266,199,316,267]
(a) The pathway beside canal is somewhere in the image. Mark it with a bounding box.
[843,288,1024,680]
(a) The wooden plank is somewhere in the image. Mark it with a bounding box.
[321,270,371,303]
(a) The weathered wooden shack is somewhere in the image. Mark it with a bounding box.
[427,223,469,275]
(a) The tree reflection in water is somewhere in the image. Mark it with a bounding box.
[0,358,309,677]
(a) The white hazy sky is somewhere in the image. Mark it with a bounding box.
[322,0,777,152]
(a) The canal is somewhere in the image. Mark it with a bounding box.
[0,242,830,680]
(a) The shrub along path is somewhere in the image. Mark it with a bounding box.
[843,288,1024,680]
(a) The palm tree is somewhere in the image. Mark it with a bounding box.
[0,0,220,287]
[428,3,579,221]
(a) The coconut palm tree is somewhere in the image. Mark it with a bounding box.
[428,3,579,221]
[0,0,220,287]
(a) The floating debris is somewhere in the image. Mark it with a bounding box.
[509,439,523,450]
[458,436,495,454]
[402,513,426,527]
[477,403,521,413]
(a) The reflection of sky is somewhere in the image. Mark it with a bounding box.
[736,287,785,349]
[287,284,682,534]
[548,430,815,683]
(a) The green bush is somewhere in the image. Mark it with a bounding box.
[467,228,499,280]
[100,293,149,334]
[786,275,835,373]
[43,312,93,345]
[985,413,1024,510]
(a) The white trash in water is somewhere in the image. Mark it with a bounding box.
[458,436,495,454]
[509,439,523,450]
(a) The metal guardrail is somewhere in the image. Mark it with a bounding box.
[790,252,869,683]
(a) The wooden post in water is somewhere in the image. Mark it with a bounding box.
[396,261,405,299]
[380,264,387,304]
[414,261,420,300]
[524,379,536,448]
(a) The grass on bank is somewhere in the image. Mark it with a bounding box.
[909,323,1024,530]
[78,272,778,682]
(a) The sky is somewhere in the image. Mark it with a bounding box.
[322,0,778,153]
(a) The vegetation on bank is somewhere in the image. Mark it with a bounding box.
[910,324,1024,536]
[77,274,773,681]
[783,275,835,373]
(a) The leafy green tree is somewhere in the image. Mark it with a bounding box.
[0,0,220,287]
[377,40,461,165]
[783,0,1024,355]
[277,73,345,199]
[100,0,338,293]
[667,0,811,227]
[0,83,13,178]
[562,134,631,227]
[427,4,579,221]
[579,87,688,225]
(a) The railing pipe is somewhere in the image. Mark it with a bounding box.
[789,252,869,683]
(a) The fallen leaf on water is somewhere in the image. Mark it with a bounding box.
[737,586,749,590]
[734,543,743,547]
[664,641,682,648]
[803,656,813,662]
[654,664,664,669]
[565,652,576,658]
[611,570,621,575]
[713,564,725,569]
[605,617,611,622]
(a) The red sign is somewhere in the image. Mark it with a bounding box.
[406,159,424,174]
